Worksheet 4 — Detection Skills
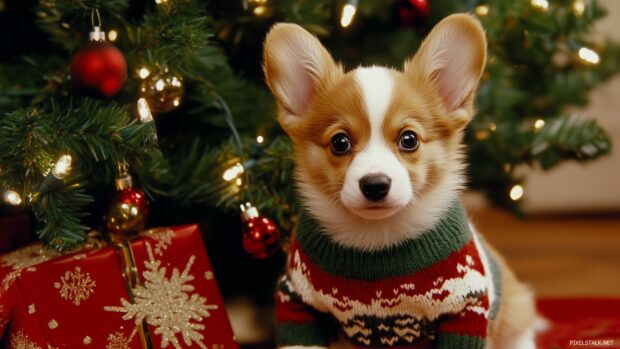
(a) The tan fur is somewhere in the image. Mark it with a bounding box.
[264,15,539,348]
[405,14,487,117]
[487,245,539,346]
[293,74,371,207]
[263,23,345,138]
[384,71,466,201]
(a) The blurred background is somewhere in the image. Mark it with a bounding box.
[519,0,620,213]
[470,0,620,298]
[0,0,619,346]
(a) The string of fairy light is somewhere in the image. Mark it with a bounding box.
[0,0,605,208]
[2,154,73,207]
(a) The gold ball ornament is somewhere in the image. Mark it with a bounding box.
[105,172,149,236]
[139,67,184,114]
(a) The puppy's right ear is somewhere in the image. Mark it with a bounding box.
[263,23,340,136]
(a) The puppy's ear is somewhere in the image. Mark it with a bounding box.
[263,23,340,136]
[405,14,486,128]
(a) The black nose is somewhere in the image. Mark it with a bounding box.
[359,174,391,201]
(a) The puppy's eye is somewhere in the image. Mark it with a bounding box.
[331,133,352,155]
[398,131,419,152]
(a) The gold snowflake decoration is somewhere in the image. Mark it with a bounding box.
[105,243,218,349]
[54,266,96,306]
[0,244,58,270]
[106,329,137,349]
[10,330,42,349]
[142,228,175,256]
[1,244,58,290]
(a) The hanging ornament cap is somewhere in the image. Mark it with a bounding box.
[115,172,133,190]
[240,202,259,221]
[89,26,106,42]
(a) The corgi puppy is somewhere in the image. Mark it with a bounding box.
[264,14,540,349]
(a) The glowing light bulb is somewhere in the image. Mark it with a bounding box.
[476,5,489,16]
[578,47,600,64]
[137,98,153,123]
[223,163,245,181]
[52,154,72,179]
[534,119,545,131]
[108,29,118,42]
[531,0,549,11]
[253,5,267,16]
[139,67,150,79]
[3,190,22,205]
[510,185,524,201]
[573,0,586,16]
[256,135,264,144]
[340,0,358,28]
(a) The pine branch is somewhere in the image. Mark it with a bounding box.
[125,2,212,73]
[0,99,167,250]
[530,114,611,169]
[31,176,93,251]
[167,135,298,229]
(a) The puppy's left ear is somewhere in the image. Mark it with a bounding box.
[405,14,486,128]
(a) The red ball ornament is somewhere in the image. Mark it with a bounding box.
[70,27,127,98]
[396,0,430,27]
[240,203,281,259]
[105,171,148,235]
[409,0,429,15]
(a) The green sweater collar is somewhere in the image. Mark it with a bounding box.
[296,200,472,281]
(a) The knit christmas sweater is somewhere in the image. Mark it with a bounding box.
[275,201,502,349]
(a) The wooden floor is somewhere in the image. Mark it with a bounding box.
[467,207,620,297]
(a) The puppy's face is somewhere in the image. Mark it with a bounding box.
[264,15,487,249]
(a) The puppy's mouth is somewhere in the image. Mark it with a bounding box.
[345,203,402,220]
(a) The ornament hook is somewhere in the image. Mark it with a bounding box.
[89,8,106,41]
[117,161,129,175]
[91,8,102,29]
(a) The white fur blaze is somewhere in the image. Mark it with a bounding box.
[340,67,412,218]
[355,67,393,129]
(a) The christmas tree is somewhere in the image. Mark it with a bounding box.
[0,0,618,263]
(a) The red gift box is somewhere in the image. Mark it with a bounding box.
[0,225,238,349]
[537,298,620,349]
